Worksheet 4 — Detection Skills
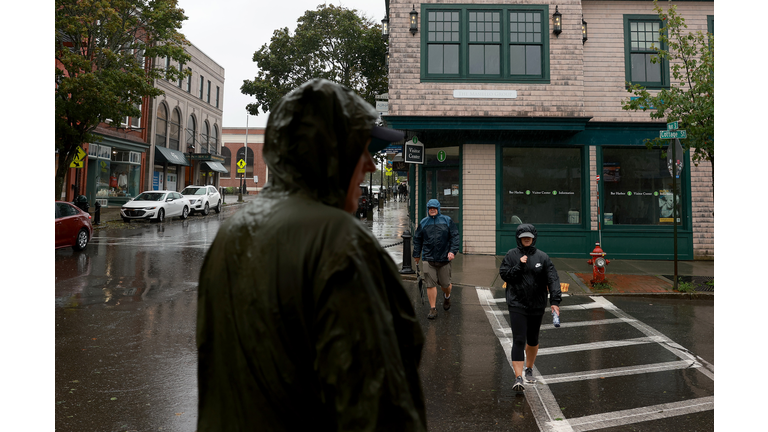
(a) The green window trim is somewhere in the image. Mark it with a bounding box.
[623,14,670,89]
[421,4,550,84]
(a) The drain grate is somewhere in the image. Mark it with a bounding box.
[662,275,714,292]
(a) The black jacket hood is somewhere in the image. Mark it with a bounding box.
[515,223,538,254]
[263,78,378,209]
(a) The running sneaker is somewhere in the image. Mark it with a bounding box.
[427,308,437,320]
[443,293,451,311]
[524,367,536,384]
[512,376,525,393]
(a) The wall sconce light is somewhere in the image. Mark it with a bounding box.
[553,6,562,36]
[582,15,588,44]
[381,15,389,39]
[410,5,419,36]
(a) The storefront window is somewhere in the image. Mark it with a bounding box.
[108,151,141,198]
[602,147,681,226]
[502,147,582,225]
[221,147,231,178]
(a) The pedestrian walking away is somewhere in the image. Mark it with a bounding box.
[196,78,427,431]
[498,223,562,393]
[413,198,460,319]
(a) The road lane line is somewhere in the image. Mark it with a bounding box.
[566,396,714,432]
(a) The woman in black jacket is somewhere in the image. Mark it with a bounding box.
[499,223,562,393]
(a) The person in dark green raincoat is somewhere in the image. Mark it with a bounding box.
[197,79,427,431]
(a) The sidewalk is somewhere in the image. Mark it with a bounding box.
[399,253,714,297]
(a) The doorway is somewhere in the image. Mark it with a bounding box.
[421,146,461,248]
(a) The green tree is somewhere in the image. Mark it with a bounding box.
[241,4,387,116]
[622,0,714,187]
[55,0,190,199]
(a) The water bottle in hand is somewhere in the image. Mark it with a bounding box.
[552,309,560,328]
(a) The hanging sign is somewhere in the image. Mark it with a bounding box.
[404,136,424,164]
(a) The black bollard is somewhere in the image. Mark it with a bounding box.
[399,230,415,274]
[94,201,101,225]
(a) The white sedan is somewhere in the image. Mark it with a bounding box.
[120,191,190,223]
[181,185,222,215]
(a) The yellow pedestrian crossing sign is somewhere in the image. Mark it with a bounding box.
[237,159,246,174]
[70,146,86,169]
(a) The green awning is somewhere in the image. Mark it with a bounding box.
[202,161,228,173]
[155,146,190,166]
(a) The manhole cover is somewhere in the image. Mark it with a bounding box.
[662,275,713,292]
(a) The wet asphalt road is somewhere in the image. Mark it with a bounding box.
[55,200,714,431]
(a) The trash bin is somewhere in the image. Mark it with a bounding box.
[73,195,89,213]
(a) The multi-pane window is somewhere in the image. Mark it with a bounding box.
[169,109,181,151]
[186,115,197,151]
[509,11,542,76]
[178,63,184,88]
[156,104,168,147]
[427,11,460,75]
[422,5,549,82]
[202,121,210,152]
[221,147,231,178]
[199,75,204,99]
[207,80,211,103]
[215,86,220,108]
[468,11,500,75]
[624,16,667,88]
[186,68,192,93]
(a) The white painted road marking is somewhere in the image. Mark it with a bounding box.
[475,287,714,432]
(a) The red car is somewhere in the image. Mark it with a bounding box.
[55,201,93,250]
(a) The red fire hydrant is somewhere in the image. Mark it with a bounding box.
[587,242,610,285]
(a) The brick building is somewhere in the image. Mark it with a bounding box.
[219,127,268,194]
[383,0,713,259]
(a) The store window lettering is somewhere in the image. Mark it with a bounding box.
[502,147,582,225]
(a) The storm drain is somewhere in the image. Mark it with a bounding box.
[663,275,714,292]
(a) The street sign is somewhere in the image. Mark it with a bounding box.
[70,146,86,168]
[237,159,246,174]
[404,138,424,164]
[660,130,687,139]
[667,121,679,130]
[437,150,446,162]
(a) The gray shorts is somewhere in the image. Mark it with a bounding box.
[424,261,451,289]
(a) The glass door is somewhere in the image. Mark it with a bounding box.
[424,166,461,247]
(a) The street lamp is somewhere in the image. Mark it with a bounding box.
[582,15,588,44]
[553,6,562,36]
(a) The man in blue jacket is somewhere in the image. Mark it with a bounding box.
[413,199,460,319]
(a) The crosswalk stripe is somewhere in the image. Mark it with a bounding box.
[474,287,714,432]
[538,359,700,385]
[564,396,714,432]
[537,336,665,356]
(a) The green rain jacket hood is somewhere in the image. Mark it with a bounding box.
[264,78,376,208]
[196,79,426,431]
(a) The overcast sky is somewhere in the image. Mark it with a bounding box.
[178,0,387,128]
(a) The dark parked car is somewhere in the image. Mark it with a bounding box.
[357,185,372,218]
[55,201,93,250]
